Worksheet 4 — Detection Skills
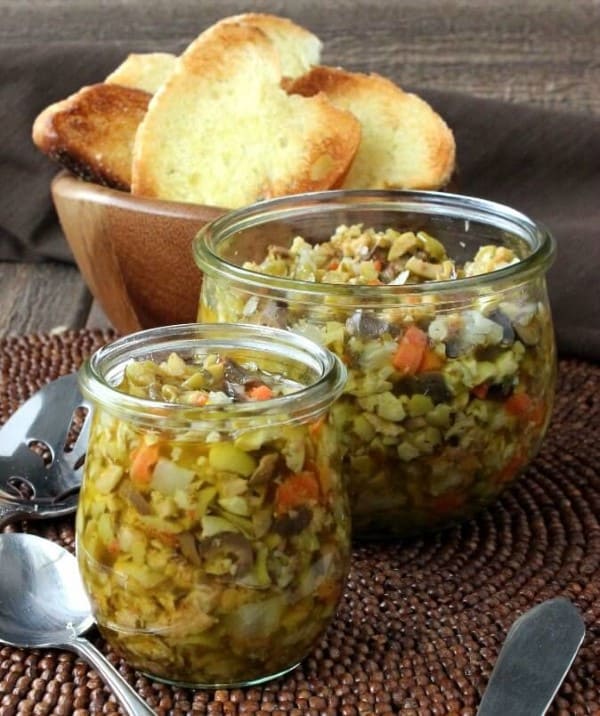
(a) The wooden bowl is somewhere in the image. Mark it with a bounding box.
[51,172,225,334]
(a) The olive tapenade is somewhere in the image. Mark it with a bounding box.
[77,347,349,686]
[199,223,556,537]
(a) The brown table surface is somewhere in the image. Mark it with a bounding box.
[1,0,600,340]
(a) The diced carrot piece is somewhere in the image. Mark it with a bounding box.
[506,392,547,427]
[471,382,490,400]
[247,383,274,401]
[308,415,326,437]
[392,325,428,374]
[419,346,445,372]
[275,471,320,513]
[129,443,160,485]
[505,392,533,417]
[372,259,383,272]
[327,260,339,270]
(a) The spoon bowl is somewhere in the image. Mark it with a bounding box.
[0,532,93,647]
[0,533,154,715]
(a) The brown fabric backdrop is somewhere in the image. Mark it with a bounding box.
[1,42,599,359]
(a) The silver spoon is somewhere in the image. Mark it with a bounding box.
[0,532,154,716]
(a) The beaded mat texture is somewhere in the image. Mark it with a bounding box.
[0,330,599,716]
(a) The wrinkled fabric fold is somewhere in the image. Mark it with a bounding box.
[1,43,598,358]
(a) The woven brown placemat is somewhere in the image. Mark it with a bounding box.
[0,330,599,716]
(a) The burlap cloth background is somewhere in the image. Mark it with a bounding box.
[1,330,599,715]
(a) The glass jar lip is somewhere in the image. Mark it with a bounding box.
[193,189,556,296]
[78,323,347,422]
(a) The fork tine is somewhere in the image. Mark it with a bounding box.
[24,374,85,455]
[64,400,92,472]
[0,446,62,500]
[0,373,90,521]
[0,446,48,495]
[0,374,84,458]
[0,373,88,500]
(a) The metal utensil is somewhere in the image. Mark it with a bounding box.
[477,597,586,715]
[0,532,154,716]
[0,373,90,527]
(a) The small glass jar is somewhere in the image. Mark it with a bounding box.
[194,190,557,539]
[76,323,348,688]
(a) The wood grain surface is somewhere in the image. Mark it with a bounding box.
[1,0,598,339]
[0,262,91,337]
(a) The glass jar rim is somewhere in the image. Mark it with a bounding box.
[193,189,556,298]
[78,323,347,425]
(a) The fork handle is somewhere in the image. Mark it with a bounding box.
[0,501,31,529]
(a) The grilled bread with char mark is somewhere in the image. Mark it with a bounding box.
[32,83,150,190]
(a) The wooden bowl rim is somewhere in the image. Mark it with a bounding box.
[51,171,227,221]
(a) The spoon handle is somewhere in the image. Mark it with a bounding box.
[67,636,155,715]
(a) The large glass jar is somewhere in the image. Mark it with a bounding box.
[76,323,348,688]
[194,190,557,539]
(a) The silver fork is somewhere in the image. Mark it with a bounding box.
[0,373,90,527]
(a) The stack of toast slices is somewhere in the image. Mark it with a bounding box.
[33,13,456,209]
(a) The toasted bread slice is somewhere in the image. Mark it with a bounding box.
[32,83,151,190]
[131,23,360,207]
[290,66,456,190]
[216,13,321,81]
[105,52,177,94]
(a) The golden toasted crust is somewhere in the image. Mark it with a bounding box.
[32,83,151,190]
[105,52,177,94]
[216,13,321,80]
[290,65,456,190]
[131,23,360,207]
